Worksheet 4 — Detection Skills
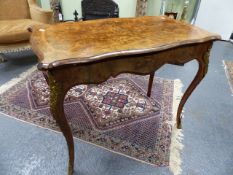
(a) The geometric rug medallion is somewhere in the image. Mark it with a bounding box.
[0,69,183,173]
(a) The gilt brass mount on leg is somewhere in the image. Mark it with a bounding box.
[48,72,75,175]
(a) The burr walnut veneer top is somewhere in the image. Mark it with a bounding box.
[29,16,220,70]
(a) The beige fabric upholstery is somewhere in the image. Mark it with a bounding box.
[0,0,31,20]
[28,0,53,24]
[0,0,53,52]
[0,19,42,44]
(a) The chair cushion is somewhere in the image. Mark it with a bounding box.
[0,19,42,44]
[0,0,31,20]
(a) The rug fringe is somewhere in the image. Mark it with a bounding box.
[169,79,184,175]
[223,60,233,94]
[0,66,36,94]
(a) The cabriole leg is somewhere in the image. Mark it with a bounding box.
[48,72,75,175]
[176,49,211,129]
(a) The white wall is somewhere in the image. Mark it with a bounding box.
[195,0,233,40]
[147,0,162,16]
[40,0,51,10]
[114,0,137,17]
[61,0,82,20]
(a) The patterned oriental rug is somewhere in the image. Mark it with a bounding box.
[0,67,183,175]
[223,60,233,93]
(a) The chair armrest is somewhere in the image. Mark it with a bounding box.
[28,0,53,24]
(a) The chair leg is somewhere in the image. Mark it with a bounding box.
[0,54,7,63]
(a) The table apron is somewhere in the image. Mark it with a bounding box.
[44,42,212,91]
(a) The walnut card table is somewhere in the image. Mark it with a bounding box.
[29,16,220,175]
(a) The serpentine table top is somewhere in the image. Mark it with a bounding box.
[29,16,220,175]
[29,16,220,70]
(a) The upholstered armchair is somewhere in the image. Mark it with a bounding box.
[0,0,53,62]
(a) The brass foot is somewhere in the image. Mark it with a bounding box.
[176,122,182,129]
[0,54,7,63]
